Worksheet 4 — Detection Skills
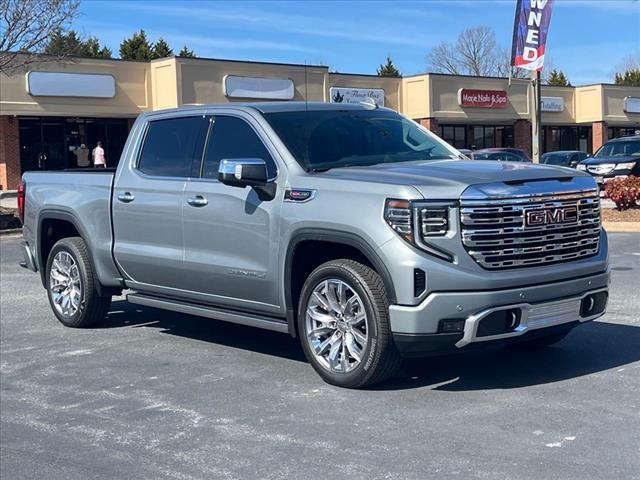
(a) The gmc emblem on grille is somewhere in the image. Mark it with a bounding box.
[524,206,578,227]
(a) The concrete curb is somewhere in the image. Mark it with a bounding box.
[603,222,640,233]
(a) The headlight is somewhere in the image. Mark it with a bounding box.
[384,199,455,261]
[576,164,587,171]
[614,162,636,170]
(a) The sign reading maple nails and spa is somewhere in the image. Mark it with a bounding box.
[541,96,564,112]
[458,89,508,108]
[330,87,385,107]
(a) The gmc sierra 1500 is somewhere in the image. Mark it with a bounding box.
[19,102,609,388]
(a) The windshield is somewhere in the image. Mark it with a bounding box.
[542,153,571,165]
[263,109,458,171]
[594,140,640,158]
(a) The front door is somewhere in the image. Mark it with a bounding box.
[112,114,208,291]
[181,114,282,314]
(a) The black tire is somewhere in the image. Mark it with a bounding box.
[297,259,402,388]
[520,330,571,349]
[45,237,111,328]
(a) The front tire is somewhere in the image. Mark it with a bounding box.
[297,259,401,388]
[46,237,111,328]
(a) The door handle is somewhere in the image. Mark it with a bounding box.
[187,195,208,207]
[117,192,135,203]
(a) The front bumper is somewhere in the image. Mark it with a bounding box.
[390,270,609,357]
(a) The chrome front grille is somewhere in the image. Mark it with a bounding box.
[460,189,601,269]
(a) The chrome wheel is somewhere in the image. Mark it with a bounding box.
[305,279,368,374]
[49,251,81,318]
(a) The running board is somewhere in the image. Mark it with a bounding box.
[127,293,289,333]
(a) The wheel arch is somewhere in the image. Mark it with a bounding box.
[37,210,112,295]
[284,228,396,338]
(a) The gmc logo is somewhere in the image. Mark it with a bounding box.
[525,206,578,227]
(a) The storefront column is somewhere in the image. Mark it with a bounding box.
[514,119,532,158]
[419,117,439,134]
[592,121,608,152]
[0,116,22,190]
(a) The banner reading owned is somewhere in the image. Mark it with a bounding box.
[511,0,555,71]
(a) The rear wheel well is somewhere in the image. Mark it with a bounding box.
[39,218,80,270]
[288,240,376,336]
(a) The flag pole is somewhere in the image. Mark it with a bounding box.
[531,69,542,163]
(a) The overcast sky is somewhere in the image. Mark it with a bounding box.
[76,0,640,85]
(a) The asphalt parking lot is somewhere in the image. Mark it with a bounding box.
[1,233,639,480]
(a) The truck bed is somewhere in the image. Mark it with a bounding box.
[21,169,121,287]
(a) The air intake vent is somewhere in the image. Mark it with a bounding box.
[414,268,426,297]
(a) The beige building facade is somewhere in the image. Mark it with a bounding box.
[1,55,639,189]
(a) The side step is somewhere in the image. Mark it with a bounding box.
[127,293,289,333]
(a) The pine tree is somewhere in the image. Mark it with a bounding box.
[119,29,153,61]
[44,30,111,59]
[44,29,84,57]
[84,37,112,58]
[615,69,640,87]
[546,69,571,86]
[152,38,173,59]
[377,56,401,77]
[178,45,197,58]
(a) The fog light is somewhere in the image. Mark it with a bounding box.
[439,319,465,333]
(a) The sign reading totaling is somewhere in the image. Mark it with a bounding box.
[541,96,564,112]
[511,0,555,71]
[330,87,385,107]
[458,89,508,108]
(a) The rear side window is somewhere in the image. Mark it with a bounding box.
[138,116,207,177]
[202,116,276,179]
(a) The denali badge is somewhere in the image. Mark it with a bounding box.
[524,206,578,227]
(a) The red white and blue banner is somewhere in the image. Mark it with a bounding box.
[511,0,555,71]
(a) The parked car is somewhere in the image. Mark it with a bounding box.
[577,135,640,185]
[18,102,609,389]
[471,148,532,162]
[542,151,590,168]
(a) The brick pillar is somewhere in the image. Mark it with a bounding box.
[0,116,21,190]
[592,121,608,152]
[419,117,439,134]
[514,119,532,159]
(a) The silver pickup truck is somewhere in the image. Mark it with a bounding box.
[18,102,610,388]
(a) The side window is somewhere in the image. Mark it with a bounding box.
[138,116,207,178]
[202,116,277,179]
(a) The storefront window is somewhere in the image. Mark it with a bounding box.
[608,127,639,139]
[439,125,466,149]
[18,117,131,172]
[542,126,592,154]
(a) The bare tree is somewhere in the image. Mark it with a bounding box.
[427,26,528,79]
[0,0,80,74]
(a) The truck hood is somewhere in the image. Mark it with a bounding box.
[318,159,580,198]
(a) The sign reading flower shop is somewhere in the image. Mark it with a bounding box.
[330,87,385,107]
[458,89,508,108]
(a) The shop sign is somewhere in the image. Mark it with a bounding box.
[541,96,564,112]
[26,71,115,98]
[624,96,640,114]
[458,89,508,108]
[224,75,294,100]
[330,87,385,107]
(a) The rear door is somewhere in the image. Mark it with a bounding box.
[112,113,208,291]
[181,112,283,313]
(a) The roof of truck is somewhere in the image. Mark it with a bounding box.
[150,101,388,116]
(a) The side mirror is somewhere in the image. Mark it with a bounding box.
[219,158,269,187]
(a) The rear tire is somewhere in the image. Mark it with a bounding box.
[45,237,111,328]
[297,259,402,388]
